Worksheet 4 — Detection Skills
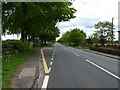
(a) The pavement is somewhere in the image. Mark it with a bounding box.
[12,44,120,89]
[41,44,120,88]
[13,48,44,88]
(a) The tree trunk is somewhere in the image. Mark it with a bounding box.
[25,29,28,42]
[21,31,24,42]
[32,35,36,47]
[20,3,28,42]
[44,41,46,45]
[20,24,28,42]
[20,30,28,42]
[43,35,47,45]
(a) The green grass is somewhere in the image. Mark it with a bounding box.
[69,46,90,50]
[2,47,35,88]
[62,43,90,50]
[0,59,2,89]
[40,43,54,47]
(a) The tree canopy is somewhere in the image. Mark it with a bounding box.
[2,2,76,46]
[94,21,115,43]
[58,28,86,46]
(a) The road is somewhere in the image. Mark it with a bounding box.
[42,44,120,88]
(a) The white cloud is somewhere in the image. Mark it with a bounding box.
[57,0,120,40]
[56,25,97,40]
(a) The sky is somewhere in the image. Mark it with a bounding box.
[2,0,120,40]
[57,0,120,40]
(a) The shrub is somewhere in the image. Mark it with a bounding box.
[2,40,14,49]
[2,40,33,52]
[90,46,120,56]
[94,45,120,50]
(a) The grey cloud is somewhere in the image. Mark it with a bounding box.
[58,17,100,29]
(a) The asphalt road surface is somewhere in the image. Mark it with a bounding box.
[44,44,120,88]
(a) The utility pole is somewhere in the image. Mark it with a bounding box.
[118,31,120,46]
[118,1,120,46]
[111,17,114,45]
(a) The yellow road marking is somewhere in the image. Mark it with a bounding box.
[41,49,50,74]
[51,49,55,61]
[41,48,55,74]
[51,58,54,61]
[50,62,53,65]
[52,56,54,58]
[48,68,51,72]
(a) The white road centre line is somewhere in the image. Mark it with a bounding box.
[72,52,79,56]
[86,59,120,80]
[67,49,70,51]
[63,47,80,56]
[65,48,69,51]
[41,75,49,89]
[63,48,70,51]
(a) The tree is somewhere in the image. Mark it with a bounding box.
[58,28,86,46]
[86,35,93,45]
[59,31,71,44]
[91,33,99,44]
[2,2,76,46]
[68,28,86,46]
[94,21,115,45]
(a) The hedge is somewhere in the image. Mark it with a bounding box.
[2,40,33,52]
[95,45,120,50]
[90,46,120,56]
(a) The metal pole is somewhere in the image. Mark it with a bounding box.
[112,17,114,45]
[118,31,120,46]
[118,1,120,46]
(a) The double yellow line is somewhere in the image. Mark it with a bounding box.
[41,49,51,74]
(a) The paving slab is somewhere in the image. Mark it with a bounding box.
[19,68,36,77]
[13,48,44,88]
[15,76,35,88]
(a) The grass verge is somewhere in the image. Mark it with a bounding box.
[2,47,35,88]
[70,46,90,50]
[62,44,89,50]
[40,43,54,47]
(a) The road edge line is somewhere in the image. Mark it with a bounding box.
[41,75,49,89]
[86,59,120,80]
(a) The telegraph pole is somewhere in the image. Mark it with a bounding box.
[118,1,120,46]
[112,17,114,45]
[118,31,120,46]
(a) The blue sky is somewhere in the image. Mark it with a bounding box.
[2,0,120,40]
[57,0,120,40]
